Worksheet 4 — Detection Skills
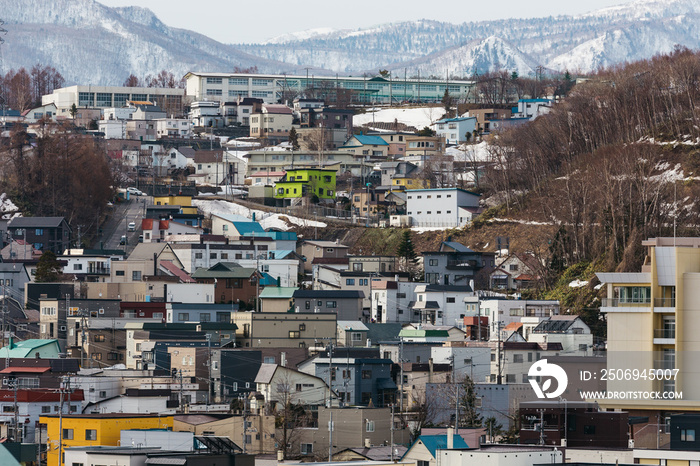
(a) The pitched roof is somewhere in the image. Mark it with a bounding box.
[232,221,266,236]
[441,241,473,253]
[351,135,389,146]
[9,216,66,228]
[365,323,403,343]
[259,287,298,299]
[193,150,224,164]
[412,434,469,457]
[533,315,581,333]
[191,262,257,279]
[159,260,195,283]
[337,321,369,331]
[0,339,61,358]
[254,363,278,384]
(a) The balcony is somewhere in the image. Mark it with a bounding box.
[446,259,478,270]
[653,328,675,345]
[653,359,675,370]
[600,298,651,313]
[654,297,676,312]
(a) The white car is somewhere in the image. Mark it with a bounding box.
[126,187,143,196]
[128,222,136,232]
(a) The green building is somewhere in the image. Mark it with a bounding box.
[273,168,336,206]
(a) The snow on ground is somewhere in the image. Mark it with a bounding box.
[446,141,491,162]
[569,279,589,288]
[0,193,19,220]
[353,106,445,129]
[193,199,326,231]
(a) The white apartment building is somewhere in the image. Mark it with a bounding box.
[405,188,480,228]
[155,118,193,139]
[480,299,560,339]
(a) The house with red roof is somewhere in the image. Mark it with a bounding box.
[141,218,202,243]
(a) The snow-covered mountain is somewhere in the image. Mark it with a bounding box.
[0,0,307,86]
[3,0,700,86]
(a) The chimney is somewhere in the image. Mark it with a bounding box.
[364,438,371,448]
[447,427,454,449]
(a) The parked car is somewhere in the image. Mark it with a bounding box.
[126,187,143,196]
[138,234,144,243]
[119,235,127,245]
[128,221,136,232]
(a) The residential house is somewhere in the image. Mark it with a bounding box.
[370,280,425,323]
[293,98,325,113]
[165,146,196,171]
[402,432,469,466]
[337,321,369,347]
[259,287,296,313]
[249,104,293,142]
[423,241,496,286]
[404,135,445,157]
[221,97,263,126]
[479,299,560,340]
[432,115,477,144]
[141,219,203,243]
[379,161,419,186]
[273,168,337,207]
[437,444,561,466]
[298,107,354,149]
[292,289,365,321]
[400,361,452,408]
[59,249,125,282]
[255,363,334,409]
[0,240,40,261]
[351,186,391,217]
[491,341,564,384]
[298,406,411,459]
[348,256,398,274]
[7,217,71,254]
[301,350,396,407]
[189,101,222,127]
[491,252,541,290]
[527,315,593,354]
[467,108,513,133]
[512,98,552,119]
[298,240,349,273]
[191,262,261,305]
[131,102,167,120]
[173,413,275,455]
[232,312,337,349]
[374,132,411,157]
[155,117,193,139]
[25,102,58,123]
[340,134,389,159]
[406,188,480,228]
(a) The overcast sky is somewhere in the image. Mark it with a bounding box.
[97,0,633,44]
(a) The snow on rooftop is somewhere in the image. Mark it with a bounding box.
[354,106,445,129]
[0,193,20,220]
[193,199,326,231]
[446,141,492,162]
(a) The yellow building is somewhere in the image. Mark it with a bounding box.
[41,413,173,466]
[596,237,700,447]
[392,176,430,189]
[154,194,197,215]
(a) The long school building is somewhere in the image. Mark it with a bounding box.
[184,72,476,104]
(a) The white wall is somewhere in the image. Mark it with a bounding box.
[166,283,215,303]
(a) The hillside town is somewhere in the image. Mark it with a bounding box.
[0,50,697,466]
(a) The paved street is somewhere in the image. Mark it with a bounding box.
[98,195,151,253]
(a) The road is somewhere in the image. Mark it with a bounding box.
[98,195,151,254]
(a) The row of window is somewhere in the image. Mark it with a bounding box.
[408,211,452,215]
[345,278,369,286]
[304,300,337,309]
[63,428,96,440]
[407,194,452,199]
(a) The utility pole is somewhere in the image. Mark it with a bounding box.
[327,341,333,408]
[399,337,404,414]
[206,334,211,405]
[242,395,248,454]
[58,375,69,466]
[390,404,395,461]
[1,280,6,348]
[328,410,333,460]
[10,376,18,442]
[452,355,459,434]
[497,321,503,385]
[178,369,184,413]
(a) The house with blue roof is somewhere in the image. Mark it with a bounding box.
[340,133,390,158]
[432,116,477,145]
[402,432,469,466]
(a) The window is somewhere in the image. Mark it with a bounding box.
[264,356,275,364]
[85,429,97,440]
[35,229,44,235]
[584,425,596,435]
[429,259,438,266]
[579,344,588,352]
[195,252,203,259]
[361,392,372,404]
[362,370,372,379]
[42,406,51,413]
[200,313,211,322]
[206,77,223,84]
[206,89,222,96]
[93,335,105,342]
[446,297,456,303]
[210,253,217,259]
[178,313,190,321]
[505,374,516,383]
[351,332,362,341]
[63,429,74,440]
[326,301,337,308]
[346,279,355,285]
[289,331,300,339]
[132,271,142,281]
[301,443,313,455]
[366,420,375,432]
[513,354,523,363]
[682,429,696,441]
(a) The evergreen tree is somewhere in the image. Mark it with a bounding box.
[69,103,78,119]
[35,251,62,282]
[288,127,300,150]
[441,89,452,116]
[459,375,483,428]
[396,230,416,264]
[417,126,436,137]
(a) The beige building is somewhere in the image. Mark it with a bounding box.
[596,237,700,416]
[250,104,293,141]
[255,364,334,408]
[173,413,275,455]
[232,312,337,349]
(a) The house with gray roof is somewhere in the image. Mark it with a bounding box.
[7,217,71,254]
[292,289,365,321]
